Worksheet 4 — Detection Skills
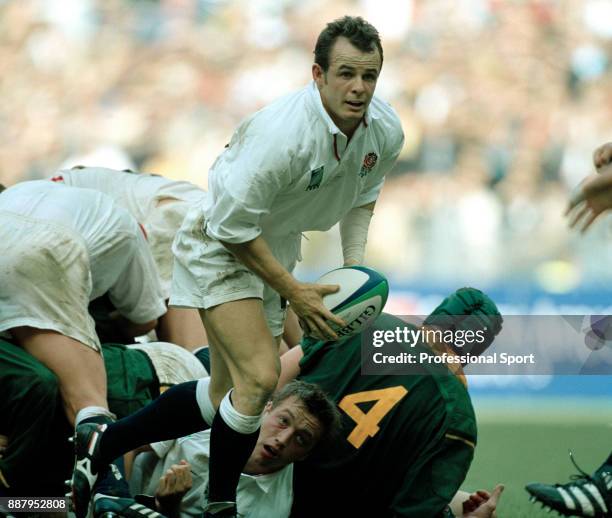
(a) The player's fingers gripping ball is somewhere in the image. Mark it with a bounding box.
[424,287,503,355]
[315,266,389,340]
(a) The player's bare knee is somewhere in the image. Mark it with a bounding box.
[235,368,279,403]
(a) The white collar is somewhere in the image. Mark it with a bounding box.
[307,81,374,135]
[240,463,293,494]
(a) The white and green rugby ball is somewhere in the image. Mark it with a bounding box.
[316,266,389,339]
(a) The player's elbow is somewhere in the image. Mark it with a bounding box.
[127,318,158,337]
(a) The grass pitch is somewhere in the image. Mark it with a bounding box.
[464,398,611,517]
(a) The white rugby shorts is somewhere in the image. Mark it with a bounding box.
[169,206,294,337]
[0,212,101,351]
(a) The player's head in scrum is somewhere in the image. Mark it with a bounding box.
[420,287,504,359]
[243,379,341,475]
[312,16,383,138]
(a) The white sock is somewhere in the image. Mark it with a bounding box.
[218,390,261,434]
[75,406,116,427]
[195,377,217,426]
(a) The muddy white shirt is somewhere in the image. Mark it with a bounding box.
[202,81,404,261]
[52,168,206,298]
[0,180,166,323]
[53,167,205,224]
[131,430,293,518]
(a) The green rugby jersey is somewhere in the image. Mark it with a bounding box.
[292,313,476,518]
[0,340,158,494]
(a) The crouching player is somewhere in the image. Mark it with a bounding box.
[0,181,166,511]
[278,287,504,517]
[50,166,208,350]
[128,380,341,518]
[68,288,503,517]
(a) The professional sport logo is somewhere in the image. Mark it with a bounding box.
[360,152,378,177]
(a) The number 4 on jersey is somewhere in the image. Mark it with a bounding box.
[338,386,408,449]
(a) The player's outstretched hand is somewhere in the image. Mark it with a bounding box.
[462,485,504,518]
[566,171,612,232]
[289,282,346,341]
[593,142,612,172]
[155,460,192,516]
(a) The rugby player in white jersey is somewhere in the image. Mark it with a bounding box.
[0,180,167,516]
[71,16,404,518]
[50,166,208,350]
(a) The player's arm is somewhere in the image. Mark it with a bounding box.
[282,306,303,348]
[565,142,612,232]
[277,345,304,389]
[566,170,612,232]
[447,485,504,518]
[106,311,158,342]
[344,116,403,267]
[390,432,475,517]
[222,236,345,340]
[340,201,375,266]
[154,460,192,518]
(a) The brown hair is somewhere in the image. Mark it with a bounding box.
[314,16,383,72]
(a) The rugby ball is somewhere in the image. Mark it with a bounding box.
[316,266,389,339]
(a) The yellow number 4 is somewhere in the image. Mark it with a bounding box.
[339,386,408,449]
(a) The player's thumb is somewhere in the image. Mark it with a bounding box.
[318,283,340,295]
[487,484,504,507]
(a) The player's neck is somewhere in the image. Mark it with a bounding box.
[335,119,360,140]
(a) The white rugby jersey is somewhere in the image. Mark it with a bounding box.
[203,81,404,253]
[52,167,205,298]
[52,167,205,224]
[131,430,293,518]
[0,180,166,323]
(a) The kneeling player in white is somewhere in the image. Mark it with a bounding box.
[0,180,167,516]
[50,166,208,350]
[128,380,339,518]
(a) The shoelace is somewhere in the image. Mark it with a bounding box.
[566,450,597,486]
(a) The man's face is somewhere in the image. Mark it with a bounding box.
[243,396,323,475]
[313,36,382,136]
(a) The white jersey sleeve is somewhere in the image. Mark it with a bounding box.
[204,118,293,244]
[355,102,404,207]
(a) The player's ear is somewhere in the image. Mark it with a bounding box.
[312,63,325,88]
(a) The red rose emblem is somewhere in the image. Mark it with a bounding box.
[363,152,378,169]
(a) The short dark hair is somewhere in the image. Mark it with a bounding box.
[271,380,341,449]
[314,16,383,72]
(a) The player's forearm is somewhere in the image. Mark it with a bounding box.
[221,235,300,299]
[340,202,374,266]
[278,345,304,389]
[108,311,158,340]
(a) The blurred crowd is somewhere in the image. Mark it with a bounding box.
[2,0,612,289]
